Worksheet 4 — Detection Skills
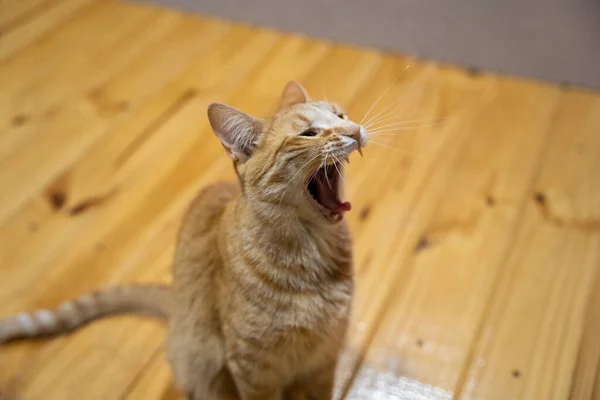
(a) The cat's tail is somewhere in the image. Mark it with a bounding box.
[0,284,171,344]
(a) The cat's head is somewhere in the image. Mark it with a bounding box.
[207,81,368,224]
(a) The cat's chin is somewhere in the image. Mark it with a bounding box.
[305,162,351,224]
[324,210,346,224]
[305,203,346,224]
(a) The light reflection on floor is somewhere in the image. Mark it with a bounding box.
[344,367,453,400]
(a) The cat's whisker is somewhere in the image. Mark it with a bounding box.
[363,81,429,129]
[302,156,325,200]
[364,107,424,128]
[368,123,438,135]
[321,86,328,102]
[362,89,417,128]
[368,121,443,136]
[278,152,324,207]
[364,112,429,130]
[369,128,433,136]
[368,139,415,155]
[363,98,424,129]
[370,131,427,138]
[367,117,441,132]
[289,153,324,184]
[369,128,435,138]
[303,163,322,193]
[331,155,349,189]
[337,155,351,165]
[323,154,332,189]
[359,64,410,126]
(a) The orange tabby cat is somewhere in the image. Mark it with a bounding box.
[0,81,368,400]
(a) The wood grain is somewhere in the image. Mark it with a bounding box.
[455,90,600,400]
[0,0,52,32]
[0,1,599,399]
[0,0,94,61]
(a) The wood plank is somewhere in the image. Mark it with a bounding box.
[0,0,94,61]
[342,77,562,399]
[314,62,493,397]
[0,0,176,135]
[0,14,236,267]
[0,1,187,223]
[0,15,233,305]
[124,350,181,400]
[456,89,600,399]
[568,265,600,400]
[0,0,50,32]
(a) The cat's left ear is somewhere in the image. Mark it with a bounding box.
[278,81,311,111]
[207,103,264,162]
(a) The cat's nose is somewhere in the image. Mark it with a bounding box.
[345,125,363,155]
[346,126,361,143]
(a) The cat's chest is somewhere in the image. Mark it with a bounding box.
[229,255,353,326]
[283,284,352,331]
[227,229,354,326]
[254,259,353,332]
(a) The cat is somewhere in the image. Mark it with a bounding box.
[0,81,368,400]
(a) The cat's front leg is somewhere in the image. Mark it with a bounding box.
[228,358,284,400]
[290,360,337,400]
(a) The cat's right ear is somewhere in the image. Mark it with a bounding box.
[207,103,263,162]
[278,81,311,111]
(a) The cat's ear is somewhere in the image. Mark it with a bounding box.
[278,81,311,111]
[207,103,263,162]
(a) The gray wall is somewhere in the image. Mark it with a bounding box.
[142,0,600,90]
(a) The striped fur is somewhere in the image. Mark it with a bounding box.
[0,285,170,343]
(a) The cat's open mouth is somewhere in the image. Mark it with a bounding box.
[306,162,351,222]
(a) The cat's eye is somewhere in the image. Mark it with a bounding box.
[337,113,348,120]
[300,129,318,137]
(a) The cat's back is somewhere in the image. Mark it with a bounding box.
[173,181,239,279]
[181,181,239,235]
[167,182,239,393]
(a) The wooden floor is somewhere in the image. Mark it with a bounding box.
[1,1,599,399]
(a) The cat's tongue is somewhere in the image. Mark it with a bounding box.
[315,176,351,213]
